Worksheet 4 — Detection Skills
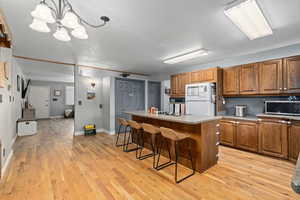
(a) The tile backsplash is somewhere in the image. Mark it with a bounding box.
[222,96,300,116]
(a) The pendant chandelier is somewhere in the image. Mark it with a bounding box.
[29,0,110,42]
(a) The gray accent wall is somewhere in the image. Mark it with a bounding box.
[148,81,161,110]
[30,80,74,117]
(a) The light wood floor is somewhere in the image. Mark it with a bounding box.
[0,119,298,200]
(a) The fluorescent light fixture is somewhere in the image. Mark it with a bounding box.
[163,49,209,64]
[224,0,273,40]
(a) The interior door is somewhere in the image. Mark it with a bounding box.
[115,78,145,132]
[148,81,161,110]
[29,86,50,119]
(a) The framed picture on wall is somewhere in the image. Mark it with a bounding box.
[17,75,20,92]
[54,90,61,97]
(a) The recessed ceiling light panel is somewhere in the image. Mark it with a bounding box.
[224,0,273,40]
[163,49,209,64]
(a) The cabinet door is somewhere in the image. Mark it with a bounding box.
[201,68,216,82]
[289,122,300,162]
[258,120,288,158]
[236,121,258,152]
[283,56,300,93]
[259,59,283,94]
[223,67,239,95]
[220,120,236,147]
[191,70,201,83]
[239,63,259,95]
[170,75,178,97]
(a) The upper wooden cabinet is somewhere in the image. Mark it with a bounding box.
[259,59,283,94]
[258,119,288,159]
[223,66,240,95]
[283,56,300,94]
[190,68,217,83]
[239,63,259,95]
[289,121,300,162]
[170,72,190,97]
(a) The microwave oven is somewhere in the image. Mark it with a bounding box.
[265,101,300,116]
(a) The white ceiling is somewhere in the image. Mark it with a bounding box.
[2,0,300,75]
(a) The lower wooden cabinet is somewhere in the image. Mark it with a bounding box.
[289,122,300,162]
[220,120,236,147]
[258,119,288,159]
[236,121,258,152]
[220,119,258,152]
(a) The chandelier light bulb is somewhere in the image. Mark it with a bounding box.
[29,19,51,33]
[61,11,80,29]
[31,3,55,24]
[71,25,88,39]
[53,27,71,42]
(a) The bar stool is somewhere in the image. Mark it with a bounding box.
[157,127,195,184]
[126,120,143,156]
[115,118,130,150]
[139,123,161,169]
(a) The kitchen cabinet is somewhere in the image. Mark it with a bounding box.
[258,119,288,159]
[283,56,300,94]
[220,120,236,147]
[223,66,240,95]
[239,63,259,95]
[289,121,300,162]
[190,68,217,83]
[220,119,258,152]
[259,59,283,94]
[170,72,190,97]
[236,121,258,152]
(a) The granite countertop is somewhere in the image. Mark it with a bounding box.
[221,115,259,121]
[292,154,300,194]
[124,111,222,125]
[256,114,300,121]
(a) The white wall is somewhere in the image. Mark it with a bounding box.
[0,48,24,174]
[74,66,159,135]
[151,43,300,80]
[161,80,170,112]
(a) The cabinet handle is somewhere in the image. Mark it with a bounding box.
[216,124,220,127]
[279,88,282,90]
[236,121,240,124]
[284,88,287,90]
[216,132,220,135]
[279,120,288,124]
[216,142,220,146]
[216,154,219,158]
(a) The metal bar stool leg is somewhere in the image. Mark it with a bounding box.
[156,138,174,170]
[124,127,140,153]
[137,132,155,160]
[175,141,195,184]
[115,124,122,147]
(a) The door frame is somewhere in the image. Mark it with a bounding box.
[29,85,50,119]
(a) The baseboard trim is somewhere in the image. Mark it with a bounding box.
[1,150,14,177]
[74,129,115,136]
[50,116,64,119]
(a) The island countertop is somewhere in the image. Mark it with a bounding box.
[124,111,222,125]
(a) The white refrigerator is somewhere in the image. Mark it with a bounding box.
[185,82,216,116]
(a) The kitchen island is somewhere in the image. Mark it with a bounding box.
[125,111,222,173]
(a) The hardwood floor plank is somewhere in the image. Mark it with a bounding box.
[0,119,298,200]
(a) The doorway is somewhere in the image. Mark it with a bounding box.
[115,78,145,132]
[28,86,50,119]
[148,81,161,110]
